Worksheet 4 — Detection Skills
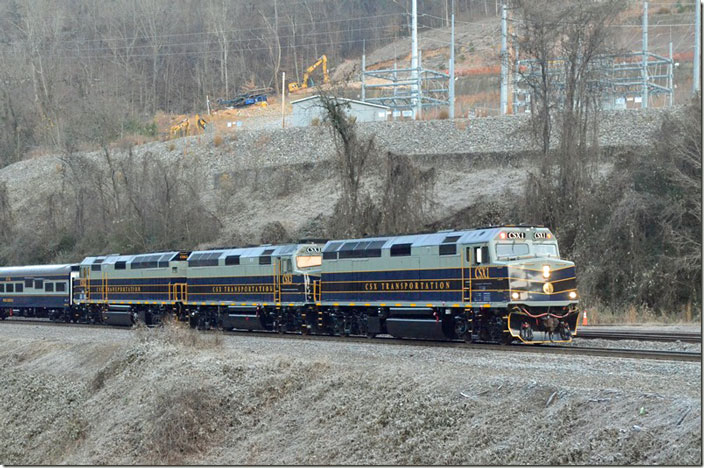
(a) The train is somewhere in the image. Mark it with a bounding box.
[0,225,580,344]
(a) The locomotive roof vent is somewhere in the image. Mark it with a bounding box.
[298,238,329,244]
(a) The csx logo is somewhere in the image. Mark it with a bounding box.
[281,274,293,284]
[305,246,322,253]
[534,232,549,239]
[507,232,525,240]
[475,266,490,279]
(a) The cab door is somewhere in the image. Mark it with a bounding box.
[273,258,282,303]
[462,247,471,303]
[80,266,91,302]
[464,245,490,303]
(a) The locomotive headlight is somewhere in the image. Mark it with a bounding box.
[511,292,520,300]
[542,265,551,279]
[569,291,578,299]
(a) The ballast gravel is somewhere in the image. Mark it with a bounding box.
[0,322,700,465]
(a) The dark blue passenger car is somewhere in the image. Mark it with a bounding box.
[0,264,75,320]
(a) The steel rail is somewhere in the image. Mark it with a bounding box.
[1,316,125,331]
[576,329,701,343]
[220,330,701,363]
[2,317,700,362]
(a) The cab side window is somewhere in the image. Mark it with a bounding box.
[471,246,490,265]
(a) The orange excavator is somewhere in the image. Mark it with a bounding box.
[288,55,329,93]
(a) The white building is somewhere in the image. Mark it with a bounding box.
[290,95,390,127]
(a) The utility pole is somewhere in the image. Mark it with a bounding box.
[449,0,455,119]
[695,0,701,93]
[411,0,420,119]
[500,3,508,115]
[669,42,674,106]
[642,1,648,108]
[281,71,286,128]
[362,40,366,101]
[418,49,423,119]
[513,35,519,115]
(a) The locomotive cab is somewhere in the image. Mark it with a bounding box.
[486,227,580,343]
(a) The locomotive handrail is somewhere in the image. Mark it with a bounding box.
[313,280,321,303]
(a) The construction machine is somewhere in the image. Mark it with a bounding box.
[288,55,329,93]
[169,114,207,139]
[195,114,207,131]
[170,118,189,138]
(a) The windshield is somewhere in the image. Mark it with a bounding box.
[534,244,559,258]
[496,243,530,259]
[495,242,560,260]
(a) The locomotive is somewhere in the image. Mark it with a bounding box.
[0,226,580,344]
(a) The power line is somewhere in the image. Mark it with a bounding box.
[507,18,695,28]
[49,22,408,54]
[3,11,404,47]
[48,33,407,61]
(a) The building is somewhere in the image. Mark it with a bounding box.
[290,95,390,127]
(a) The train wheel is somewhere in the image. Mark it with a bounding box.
[454,315,468,340]
[520,323,534,342]
[559,323,572,340]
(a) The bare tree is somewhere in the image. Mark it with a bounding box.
[514,0,623,231]
[319,93,435,238]
[319,94,378,237]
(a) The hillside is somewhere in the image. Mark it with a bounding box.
[0,108,667,248]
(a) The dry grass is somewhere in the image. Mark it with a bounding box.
[134,318,223,349]
[213,134,224,147]
[145,386,222,464]
[582,300,701,325]
[0,326,699,465]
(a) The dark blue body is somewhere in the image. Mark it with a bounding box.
[321,267,512,304]
[0,273,71,309]
[187,274,306,304]
[78,276,185,303]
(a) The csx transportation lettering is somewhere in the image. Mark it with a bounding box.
[106,286,142,293]
[507,232,525,240]
[212,285,274,293]
[363,280,451,291]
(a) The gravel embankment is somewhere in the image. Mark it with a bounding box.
[0,322,700,465]
[0,107,674,245]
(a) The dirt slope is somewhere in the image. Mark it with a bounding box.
[0,322,700,465]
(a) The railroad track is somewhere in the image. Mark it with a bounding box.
[1,317,125,331]
[221,330,701,362]
[576,328,701,343]
[2,317,700,362]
